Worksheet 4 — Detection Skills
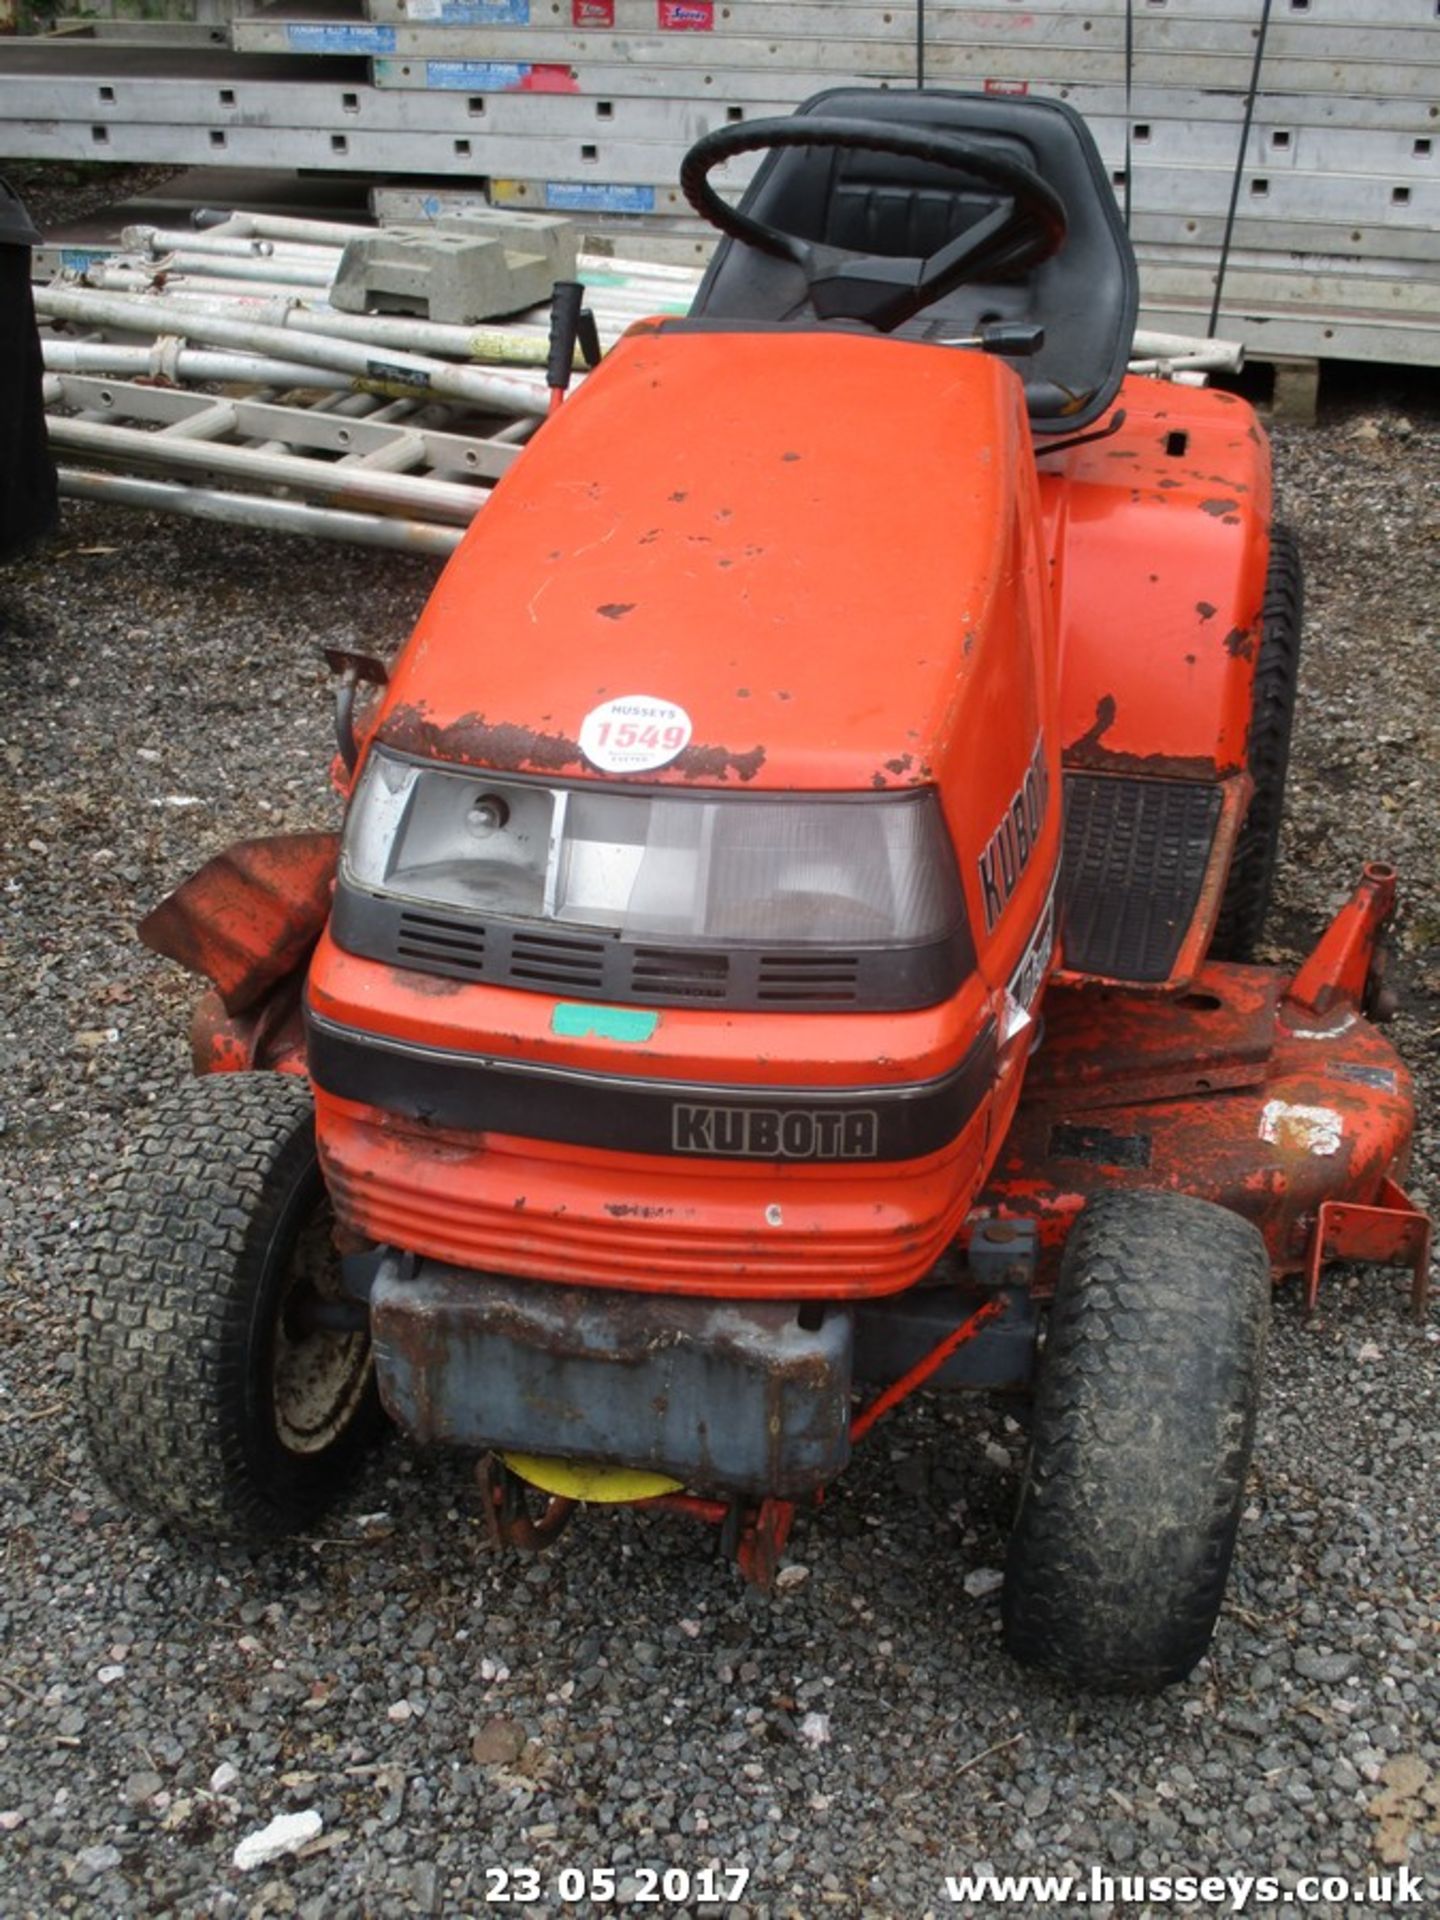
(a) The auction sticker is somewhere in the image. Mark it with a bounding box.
[580,694,693,773]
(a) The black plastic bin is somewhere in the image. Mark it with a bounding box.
[1,176,58,562]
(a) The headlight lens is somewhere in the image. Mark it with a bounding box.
[343,750,962,947]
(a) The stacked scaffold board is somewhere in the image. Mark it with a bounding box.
[1,0,1437,364]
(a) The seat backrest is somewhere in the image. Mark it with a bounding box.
[689,88,1139,433]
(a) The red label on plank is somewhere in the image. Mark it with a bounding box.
[572,0,613,23]
[524,61,581,89]
[658,0,713,26]
[983,77,1030,95]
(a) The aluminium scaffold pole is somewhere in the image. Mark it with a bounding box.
[57,467,466,555]
[35,283,551,417]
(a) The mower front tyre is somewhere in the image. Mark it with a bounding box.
[1002,1190,1269,1693]
[80,1073,382,1542]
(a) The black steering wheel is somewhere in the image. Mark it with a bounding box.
[680,117,1067,333]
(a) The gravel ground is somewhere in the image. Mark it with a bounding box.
[2,300,1438,1912]
[3,160,187,239]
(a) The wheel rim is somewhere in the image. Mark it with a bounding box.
[271,1202,373,1456]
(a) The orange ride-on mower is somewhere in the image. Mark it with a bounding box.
[81,91,1430,1693]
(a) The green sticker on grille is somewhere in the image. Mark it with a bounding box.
[551,1003,659,1043]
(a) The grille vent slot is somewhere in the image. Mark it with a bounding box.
[756,953,861,1003]
[630,947,730,1001]
[508,929,606,990]
[397,910,487,973]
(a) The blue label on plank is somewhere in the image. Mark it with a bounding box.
[428,0,528,19]
[59,248,106,270]
[544,182,657,213]
[421,58,533,87]
[286,21,397,50]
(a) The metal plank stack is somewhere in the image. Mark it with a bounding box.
[1,0,1437,363]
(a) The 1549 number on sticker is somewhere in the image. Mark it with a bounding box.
[483,1863,752,1903]
[579,693,693,773]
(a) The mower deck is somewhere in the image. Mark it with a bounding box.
[977,960,1424,1305]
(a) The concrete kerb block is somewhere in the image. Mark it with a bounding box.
[1266,355,1321,427]
[331,212,577,324]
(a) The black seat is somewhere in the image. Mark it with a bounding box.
[689,88,1139,433]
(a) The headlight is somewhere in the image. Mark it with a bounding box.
[342,749,963,948]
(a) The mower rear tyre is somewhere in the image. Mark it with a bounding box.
[80,1073,381,1541]
[1210,524,1303,962]
[1001,1190,1269,1692]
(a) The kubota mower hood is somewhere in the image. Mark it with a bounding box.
[374,325,1052,798]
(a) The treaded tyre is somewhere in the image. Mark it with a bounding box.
[1002,1190,1270,1693]
[1210,524,1304,962]
[80,1073,382,1540]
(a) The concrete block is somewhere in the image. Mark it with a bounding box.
[1267,355,1321,426]
[331,212,577,323]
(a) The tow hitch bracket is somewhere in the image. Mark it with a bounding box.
[1305,1177,1432,1319]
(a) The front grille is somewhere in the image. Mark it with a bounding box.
[1060,774,1222,982]
[331,883,964,1013]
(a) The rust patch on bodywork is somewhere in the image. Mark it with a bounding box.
[1223,625,1257,661]
[1067,693,1118,756]
[1063,693,1231,779]
[392,967,466,996]
[1063,742,1228,780]
[382,706,587,773]
[673,741,767,782]
[380,704,767,784]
